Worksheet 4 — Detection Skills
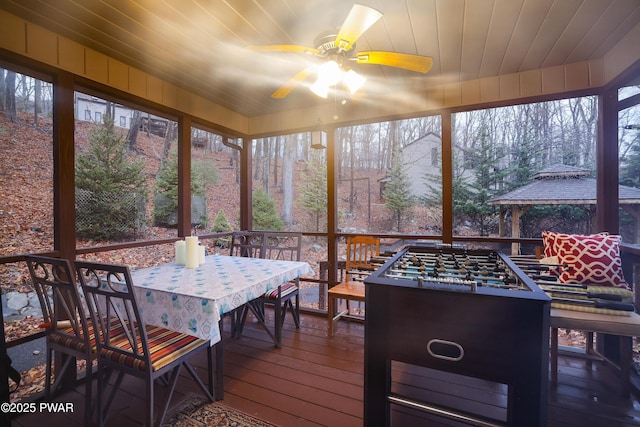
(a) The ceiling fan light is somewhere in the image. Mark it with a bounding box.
[344,69,366,94]
[318,60,342,86]
[310,79,330,98]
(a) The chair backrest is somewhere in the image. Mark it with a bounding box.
[230,231,265,258]
[74,261,151,372]
[262,232,302,261]
[345,236,380,278]
[25,255,91,350]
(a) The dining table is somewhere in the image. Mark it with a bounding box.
[128,253,314,399]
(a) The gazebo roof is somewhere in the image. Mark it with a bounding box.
[488,164,640,205]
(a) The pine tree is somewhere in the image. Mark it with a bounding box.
[153,147,218,226]
[382,148,414,232]
[75,118,147,240]
[252,188,285,231]
[298,157,327,232]
[620,135,640,188]
[456,129,504,236]
[211,209,232,247]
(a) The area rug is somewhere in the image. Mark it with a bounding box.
[164,393,277,426]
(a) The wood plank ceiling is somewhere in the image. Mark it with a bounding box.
[1,0,639,119]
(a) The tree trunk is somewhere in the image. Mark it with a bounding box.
[104,100,114,123]
[254,138,262,181]
[0,69,5,111]
[127,110,142,151]
[262,138,270,192]
[159,122,176,172]
[274,136,280,189]
[281,134,295,225]
[4,71,17,122]
[348,126,356,214]
[34,79,41,127]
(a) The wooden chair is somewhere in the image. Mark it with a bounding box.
[25,255,95,426]
[229,230,265,258]
[328,236,380,337]
[227,231,265,337]
[74,260,214,427]
[258,232,303,347]
[230,231,303,347]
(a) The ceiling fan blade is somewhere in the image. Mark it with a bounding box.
[248,44,319,55]
[271,67,315,99]
[355,51,433,73]
[334,4,383,52]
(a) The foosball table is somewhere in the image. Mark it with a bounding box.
[364,245,551,427]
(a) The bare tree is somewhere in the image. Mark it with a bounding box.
[3,70,17,122]
[0,68,5,111]
[34,79,41,127]
[127,110,142,151]
[281,134,296,224]
[262,138,271,192]
[253,138,262,181]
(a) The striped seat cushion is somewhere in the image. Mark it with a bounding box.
[264,282,298,300]
[48,317,124,355]
[100,323,208,372]
[49,325,93,353]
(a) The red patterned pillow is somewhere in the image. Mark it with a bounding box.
[542,231,561,257]
[554,233,628,288]
[542,231,609,258]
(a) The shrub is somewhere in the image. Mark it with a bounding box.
[75,118,147,240]
[252,188,284,231]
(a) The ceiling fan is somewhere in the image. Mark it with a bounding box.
[250,4,433,99]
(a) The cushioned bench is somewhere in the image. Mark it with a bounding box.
[550,308,640,395]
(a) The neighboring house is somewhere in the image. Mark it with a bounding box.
[75,93,168,136]
[380,132,484,203]
[378,132,442,202]
[402,132,442,201]
[75,92,134,128]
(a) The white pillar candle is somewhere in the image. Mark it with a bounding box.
[185,236,199,268]
[198,244,206,265]
[175,240,186,265]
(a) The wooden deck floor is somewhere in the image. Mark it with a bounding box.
[12,311,640,426]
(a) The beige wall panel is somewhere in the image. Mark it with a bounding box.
[128,68,147,98]
[565,62,590,91]
[541,65,565,94]
[189,95,249,134]
[26,24,56,65]
[520,70,542,98]
[58,38,85,76]
[460,80,481,106]
[499,73,520,100]
[162,82,179,109]
[108,58,129,91]
[176,88,192,115]
[588,59,605,87]
[85,49,108,83]
[443,82,462,107]
[0,11,25,53]
[212,106,249,134]
[249,106,322,136]
[146,75,164,104]
[425,85,444,110]
[389,91,432,117]
[480,77,500,103]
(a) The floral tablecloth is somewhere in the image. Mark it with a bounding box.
[130,254,313,345]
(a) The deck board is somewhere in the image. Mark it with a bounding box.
[12,310,640,426]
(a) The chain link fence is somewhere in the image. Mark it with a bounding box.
[76,189,147,240]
